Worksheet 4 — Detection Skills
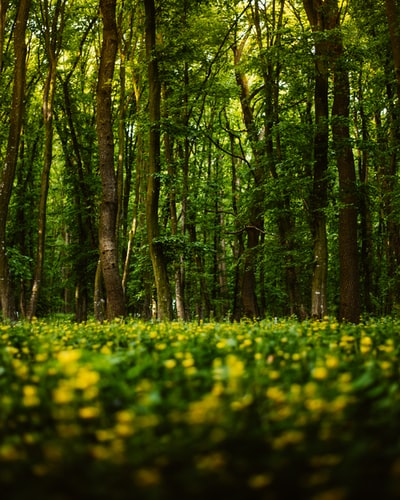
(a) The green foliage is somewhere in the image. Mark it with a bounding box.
[6,248,33,281]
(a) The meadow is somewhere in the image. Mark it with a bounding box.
[1,317,400,499]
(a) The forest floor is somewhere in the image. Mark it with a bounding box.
[1,317,400,499]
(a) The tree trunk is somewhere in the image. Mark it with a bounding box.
[355,70,374,313]
[96,0,126,319]
[384,0,400,312]
[232,41,263,318]
[143,0,173,320]
[0,0,31,320]
[164,108,186,320]
[331,22,360,323]
[27,0,64,318]
[0,1,8,74]
[303,0,331,319]
[385,0,400,100]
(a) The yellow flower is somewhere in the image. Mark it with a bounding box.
[248,473,272,489]
[114,423,134,437]
[23,385,36,397]
[96,429,115,442]
[75,367,100,389]
[182,357,194,368]
[305,398,325,412]
[187,393,221,425]
[100,345,112,355]
[134,467,161,487]
[35,352,48,363]
[380,361,391,372]
[56,423,81,438]
[269,370,280,380]
[325,355,339,369]
[57,349,81,365]
[83,386,99,400]
[79,406,100,419]
[230,393,253,411]
[360,336,373,353]
[312,366,329,380]
[266,386,285,403]
[91,444,111,460]
[53,384,74,404]
[115,410,135,423]
[22,385,40,407]
[196,452,226,471]
[226,354,244,378]
[273,430,304,449]
[163,359,177,369]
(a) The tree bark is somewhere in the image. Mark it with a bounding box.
[0,0,31,320]
[143,0,173,320]
[96,0,126,319]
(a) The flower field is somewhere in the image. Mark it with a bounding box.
[1,317,400,499]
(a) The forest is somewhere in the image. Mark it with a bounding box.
[1,0,400,324]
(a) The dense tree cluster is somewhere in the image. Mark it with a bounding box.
[0,0,400,323]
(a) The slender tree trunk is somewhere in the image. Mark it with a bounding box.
[164,108,186,320]
[58,79,98,322]
[354,70,374,313]
[0,0,31,320]
[143,0,172,320]
[94,259,105,321]
[27,27,58,319]
[96,0,126,319]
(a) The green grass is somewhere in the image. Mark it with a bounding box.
[1,317,400,499]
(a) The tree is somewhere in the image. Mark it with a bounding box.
[303,0,332,318]
[330,2,360,322]
[56,11,99,321]
[0,0,31,320]
[27,0,66,319]
[143,0,173,320]
[96,0,126,319]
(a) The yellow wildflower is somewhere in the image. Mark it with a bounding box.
[75,367,100,390]
[266,386,285,403]
[164,359,177,369]
[248,473,272,489]
[312,366,329,380]
[79,406,100,419]
[22,385,40,407]
[325,355,339,369]
[53,383,74,404]
[134,467,161,487]
[57,349,81,365]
